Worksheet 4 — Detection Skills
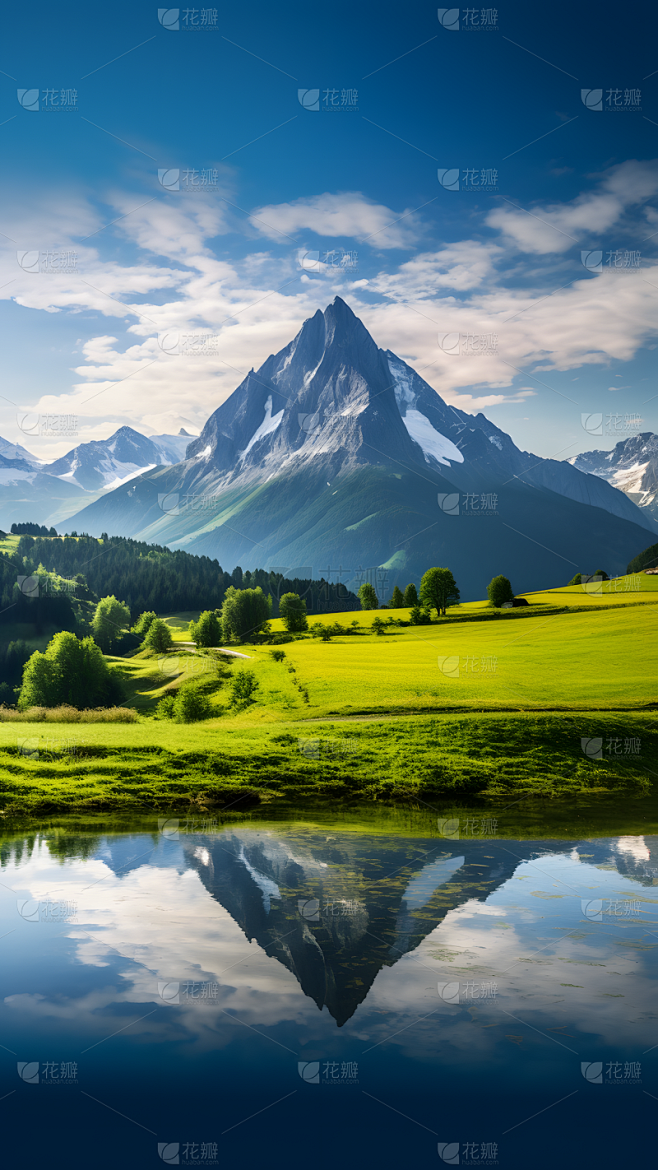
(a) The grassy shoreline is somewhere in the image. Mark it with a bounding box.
[0,711,655,817]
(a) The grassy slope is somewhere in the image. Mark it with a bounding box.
[0,575,655,814]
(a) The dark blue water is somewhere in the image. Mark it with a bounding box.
[1,814,656,1168]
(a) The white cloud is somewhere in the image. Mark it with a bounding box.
[487,159,658,254]
[249,191,420,248]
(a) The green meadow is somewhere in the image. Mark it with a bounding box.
[0,575,655,816]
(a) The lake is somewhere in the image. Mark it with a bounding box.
[1,801,657,1168]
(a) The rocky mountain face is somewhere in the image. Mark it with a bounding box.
[569,433,658,523]
[64,298,655,598]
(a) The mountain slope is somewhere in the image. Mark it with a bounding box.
[43,425,191,491]
[65,298,655,599]
[569,433,658,524]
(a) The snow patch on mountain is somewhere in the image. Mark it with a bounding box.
[489,435,503,451]
[402,410,464,467]
[239,395,284,462]
[104,464,156,491]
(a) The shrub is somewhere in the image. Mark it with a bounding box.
[172,683,213,723]
[0,705,136,723]
[270,649,286,662]
[19,631,125,710]
[229,669,259,708]
[371,617,386,635]
[409,605,432,625]
[155,694,176,719]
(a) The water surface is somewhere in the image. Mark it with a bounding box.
[1,806,657,1167]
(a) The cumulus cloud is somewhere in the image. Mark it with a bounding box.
[249,191,421,248]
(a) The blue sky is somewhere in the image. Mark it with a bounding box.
[1,0,657,460]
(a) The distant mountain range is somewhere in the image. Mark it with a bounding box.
[0,427,194,528]
[569,433,658,522]
[61,298,656,600]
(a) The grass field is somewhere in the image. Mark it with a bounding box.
[0,575,655,815]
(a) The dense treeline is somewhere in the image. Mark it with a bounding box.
[7,534,358,617]
[11,523,58,536]
[628,542,658,573]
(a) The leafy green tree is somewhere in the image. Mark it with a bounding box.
[172,683,213,722]
[420,568,460,616]
[403,582,418,606]
[279,592,308,632]
[19,631,124,709]
[390,585,405,609]
[220,587,271,642]
[144,618,174,653]
[358,582,379,610]
[371,616,386,635]
[133,611,157,636]
[92,595,131,653]
[593,569,609,580]
[487,575,514,608]
[189,610,221,647]
[567,574,582,586]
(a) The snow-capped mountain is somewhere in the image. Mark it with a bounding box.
[65,299,655,598]
[43,426,192,491]
[568,433,658,522]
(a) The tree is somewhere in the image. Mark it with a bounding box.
[172,682,213,722]
[409,605,431,625]
[358,582,379,610]
[390,585,405,609]
[144,618,173,653]
[627,541,658,574]
[19,631,124,709]
[420,568,460,616]
[221,586,271,642]
[487,575,514,608]
[92,595,131,653]
[593,569,609,580]
[189,610,221,647]
[567,574,582,586]
[403,582,418,606]
[229,669,259,707]
[133,611,157,636]
[279,592,308,632]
